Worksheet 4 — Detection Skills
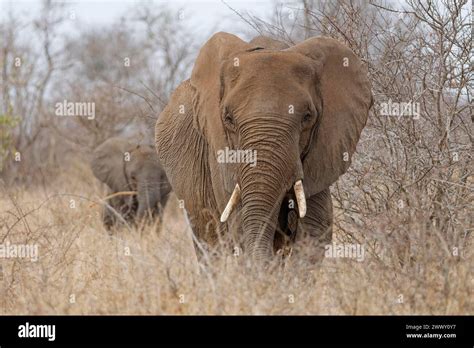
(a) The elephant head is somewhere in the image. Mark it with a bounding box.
[157,32,372,262]
[91,137,170,226]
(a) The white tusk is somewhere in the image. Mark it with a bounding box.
[294,180,306,218]
[220,184,241,222]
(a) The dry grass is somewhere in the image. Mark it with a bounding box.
[0,161,472,315]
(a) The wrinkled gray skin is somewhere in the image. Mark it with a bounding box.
[91,137,171,229]
[155,33,372,264]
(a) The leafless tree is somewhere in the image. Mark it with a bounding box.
[0,1,198,185]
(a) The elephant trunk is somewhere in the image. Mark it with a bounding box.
[238,121,301,263]
[240,166,287,262]
[136,172,161,220]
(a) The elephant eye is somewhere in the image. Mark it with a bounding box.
[303,112,312,123]
[225,114,234,124]
[223,109,236,130]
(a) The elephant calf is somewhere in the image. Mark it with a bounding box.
[91,137,171,230]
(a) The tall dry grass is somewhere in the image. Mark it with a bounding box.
[0,159,471,315]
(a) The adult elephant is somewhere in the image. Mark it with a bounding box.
[155,33,372,263]
[91,137,171,229]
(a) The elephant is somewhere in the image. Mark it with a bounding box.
[91,137,171,230]
[155,32,372,263]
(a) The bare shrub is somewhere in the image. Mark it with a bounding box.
[0,1,197,185]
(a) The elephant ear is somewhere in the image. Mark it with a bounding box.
[91,138,132,192]
[288,37,372,195]
[190,32,252,149]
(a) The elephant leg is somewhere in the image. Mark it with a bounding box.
[184,211,210,261]
[274,195,299,253]
[102,193,121,230]
[122,195,138,224]
[294,188,333,264]
[185,208,228,262]
[103,204,115,230]
[103,194,133,230]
